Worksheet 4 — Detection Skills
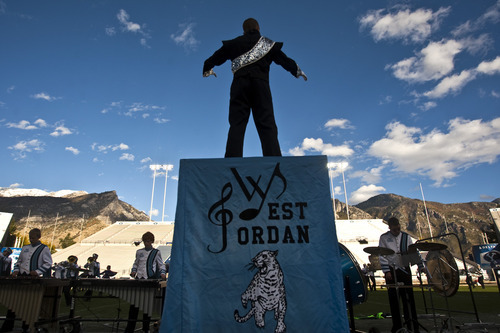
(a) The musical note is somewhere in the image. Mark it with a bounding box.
[238,163,287,221]
[207,182,233,253]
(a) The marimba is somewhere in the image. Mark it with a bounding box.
[0,278,68,332]
[70,279,166,318]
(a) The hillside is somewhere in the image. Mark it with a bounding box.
[1,189,498,257]
[355,193,499,256]
[0,190,149,248]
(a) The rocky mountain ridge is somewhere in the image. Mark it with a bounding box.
[0,190,498,256]
[355,193,499,256]
[0,190,149,248]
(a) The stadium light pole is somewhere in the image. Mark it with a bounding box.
[149,164,161,222]
[161,164,174,223]
[340,162,350,221]
[327,162,337,219]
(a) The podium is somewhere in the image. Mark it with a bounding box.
[161,156,349,332]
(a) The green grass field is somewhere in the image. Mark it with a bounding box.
[1,284,499,332]
[354,285,500,332]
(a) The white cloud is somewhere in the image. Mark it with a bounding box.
[368,117,500,186]
[34,119,47,127]
[171,23,199,51]
[350,184,387,205]
[6,120,38,130]
[8,139,45,159]
[6,118,48,130]
[476,56,500,75]
[65,146,80,155]
[154,117,169,124]
[452,0,500,36]
[492,90,500,98]
[50,125,72,137]
[351,166,385,184]
[102,101,168,123]
[92,142,129,153]
[117,9,141,32]
[423,70,477,99]
[125,103,165,116]
[289,138,354,157]
[141,157,152,164]
[360,6,450,43]
[460,34,493,56]
[120,153,135,161]
[421,56,500,99]
[112,143,129,151]
[7,85,15,93]
[31,92,60,101]
[419,101,437,110]
[387,39,463,83]
[105,27,116,36]
[116,9,150,47]
[324,118,354,130]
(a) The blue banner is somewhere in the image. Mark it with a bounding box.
[472,244,498,269]
[161,156,349,332]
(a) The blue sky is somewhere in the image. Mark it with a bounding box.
[1,0,499,221]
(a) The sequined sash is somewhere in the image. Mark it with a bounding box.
[231,36,275,74]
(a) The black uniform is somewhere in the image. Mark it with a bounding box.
[203,29,301,157]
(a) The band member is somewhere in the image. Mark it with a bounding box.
[12,228,52,277]
[101,265,117,279]
[203,18,307,157]
[125,232,166,333]
[84,253,100,278]
[3,229,52,332]
[0,248,13,276]
[379,218,423,333]
[57,255,80,305]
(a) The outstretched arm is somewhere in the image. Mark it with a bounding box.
[203,45,228,78]
[273,49,307,81]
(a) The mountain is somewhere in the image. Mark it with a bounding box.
[0,190,149,248]
[1,188,498,256]
[0,187,88,198]
[355,193,499,256]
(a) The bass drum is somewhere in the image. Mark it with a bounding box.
[425,249,459,297]
[339,243,368,306]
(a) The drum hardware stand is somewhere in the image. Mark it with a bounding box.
[391,260,428,333]
[415,266,442,333]
[344,275,356,333]
[417,233,480,331]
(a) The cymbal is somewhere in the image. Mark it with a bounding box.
[363,246,395,255]
[411,242,447,251]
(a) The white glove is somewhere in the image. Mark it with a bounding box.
[203,69,217,78]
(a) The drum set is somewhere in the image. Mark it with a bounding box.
[339,240,466,332]
[363,241,459,297]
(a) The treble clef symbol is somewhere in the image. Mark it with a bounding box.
[207,182,233,253]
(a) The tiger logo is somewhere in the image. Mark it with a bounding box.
[234,250,287,333]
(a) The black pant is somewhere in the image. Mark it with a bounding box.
[225,76,281,157]
[0,310,29,332]
[125,305,151,333]
[369,275,376,290]
[385,267,419,333]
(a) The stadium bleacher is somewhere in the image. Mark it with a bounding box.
[52,221,174,278]
[54,219,390,279]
